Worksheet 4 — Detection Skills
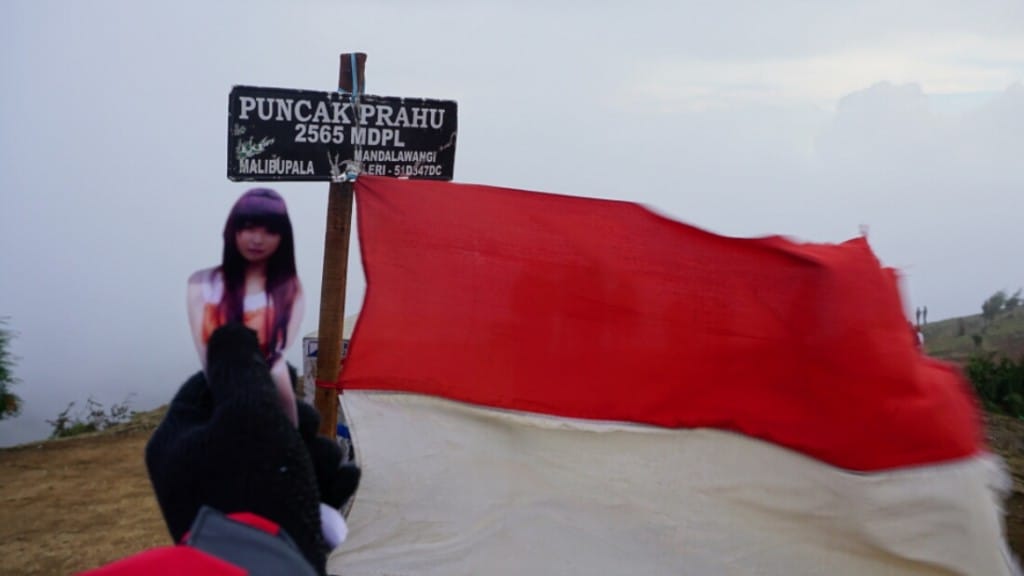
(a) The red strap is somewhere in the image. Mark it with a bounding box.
[182,512,282,543]
[315,379,344,390]
[225,512,281,536]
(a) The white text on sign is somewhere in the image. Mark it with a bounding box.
[237,97,446,130]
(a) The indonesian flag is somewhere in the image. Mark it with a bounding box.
[328,175,1019,575]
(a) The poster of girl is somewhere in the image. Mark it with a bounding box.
[187,188,304,425]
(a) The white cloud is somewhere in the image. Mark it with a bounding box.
[627,34,1024,111]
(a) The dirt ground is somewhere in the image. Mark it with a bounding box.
[0,412,167,575]
[1,410,1022,575]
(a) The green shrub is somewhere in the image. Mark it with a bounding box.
[47,397,135,439]
[966,353,1024,418]
[0,319,20,420]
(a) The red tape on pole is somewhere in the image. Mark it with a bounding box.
[315,379,344,390]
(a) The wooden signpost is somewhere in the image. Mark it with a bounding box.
[227,53,458,438]
[313,53,363,438]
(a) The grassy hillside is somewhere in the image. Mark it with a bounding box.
[923,308,1024,363]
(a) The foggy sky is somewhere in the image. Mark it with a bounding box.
[1,0,1022,446]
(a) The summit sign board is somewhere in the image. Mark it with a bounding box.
[228,85,457,181]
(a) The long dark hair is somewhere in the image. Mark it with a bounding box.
[219,188,298,365]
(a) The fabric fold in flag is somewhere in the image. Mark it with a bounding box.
[329,175,1019,576]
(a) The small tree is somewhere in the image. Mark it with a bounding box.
[982,290,1007,323]
[0,318,21,420]
[1005,288,1022,312]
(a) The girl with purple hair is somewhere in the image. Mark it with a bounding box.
[187,188,304,425]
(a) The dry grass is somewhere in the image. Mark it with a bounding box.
[923,308,1024,363]
[0,411,167,575]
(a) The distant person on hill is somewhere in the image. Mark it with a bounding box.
[187,188,304,426]
[909,321,924,350]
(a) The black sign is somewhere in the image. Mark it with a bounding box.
[228,85,457,181]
